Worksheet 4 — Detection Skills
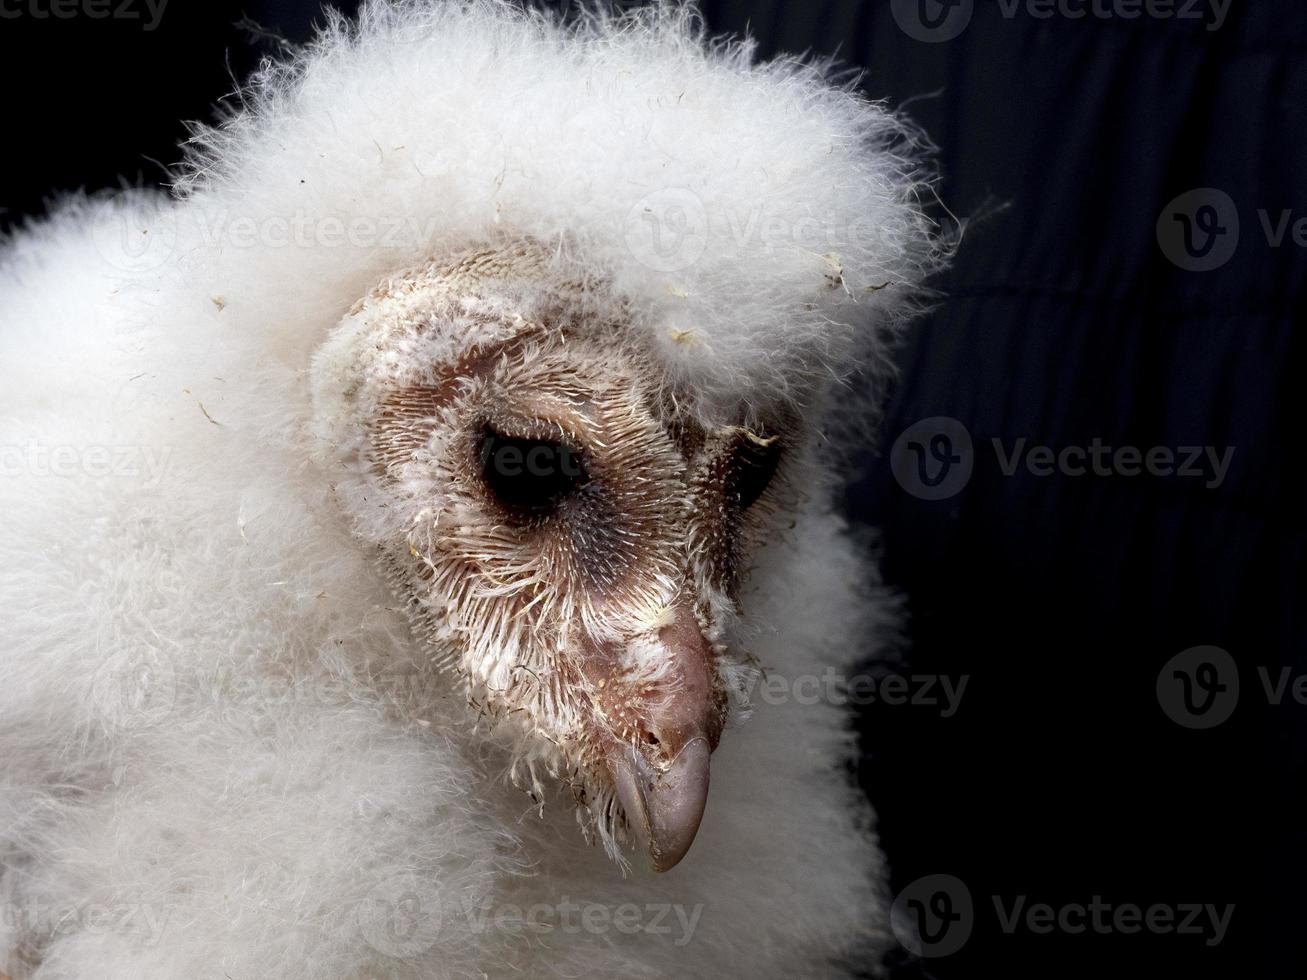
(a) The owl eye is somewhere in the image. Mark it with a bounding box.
[478,425,590,517]
[728,432,783,510]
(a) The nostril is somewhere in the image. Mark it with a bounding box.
[644,731,661,747]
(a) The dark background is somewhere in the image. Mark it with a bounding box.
[3,1,1300,977]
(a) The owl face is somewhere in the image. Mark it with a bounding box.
[315,244,795,871]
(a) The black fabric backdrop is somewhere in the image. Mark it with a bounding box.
[2,2,1300,977]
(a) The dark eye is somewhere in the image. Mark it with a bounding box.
[728,432,783,510]
[477,425,589,517]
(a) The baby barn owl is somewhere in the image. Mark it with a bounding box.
[0,3,943,978]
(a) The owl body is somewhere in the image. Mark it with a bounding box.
[0,3,941,977]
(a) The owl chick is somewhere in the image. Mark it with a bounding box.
[0,2,943,978]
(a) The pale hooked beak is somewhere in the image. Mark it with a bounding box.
[606,735,711,873]
[597,605,720,872]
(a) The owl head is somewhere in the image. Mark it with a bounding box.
[311,240,812,871]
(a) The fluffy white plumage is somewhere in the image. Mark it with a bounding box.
[0,2,944,977]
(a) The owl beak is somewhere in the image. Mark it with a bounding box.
[606,735,711,873]
[600,607,720,872]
